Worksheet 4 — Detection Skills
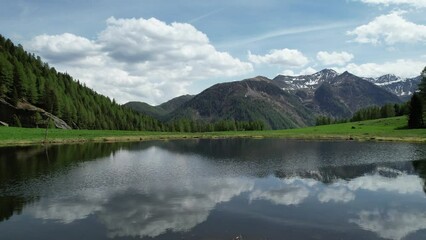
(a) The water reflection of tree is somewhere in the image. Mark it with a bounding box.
[0,196,38,222]
[412,159,426,194]
[0,142,133,186]
[0,142,132,222]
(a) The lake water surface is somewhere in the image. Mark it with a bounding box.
[1,139,426,240]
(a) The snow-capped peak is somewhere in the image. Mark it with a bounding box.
[273,69,421,99]
[373,74,403,86]
[273,69,339,90]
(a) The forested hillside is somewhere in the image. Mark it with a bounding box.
[0,35,163,130]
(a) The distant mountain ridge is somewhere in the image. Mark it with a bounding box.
[274,69,421,100]
[271,70,402,119]
[124,95,193,120]
[364,74,421,101]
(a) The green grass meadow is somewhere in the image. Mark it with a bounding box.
[1,116,425,146]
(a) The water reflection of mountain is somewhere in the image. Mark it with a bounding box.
[149,138,426,166]
[2,140,424,187]
[274,162,418,184]
[147,139,426,184]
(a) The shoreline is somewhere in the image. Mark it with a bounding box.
[1,117,425,147]
[1,132,425,147]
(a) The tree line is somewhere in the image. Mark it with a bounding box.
[165,119,265,132]
[0,35,265,132]
[316,103,408,126]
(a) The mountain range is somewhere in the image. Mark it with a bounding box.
[126,69,415,129]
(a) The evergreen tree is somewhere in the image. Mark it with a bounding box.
[407,66,426,129]
[0,54,13,97]
[408,93,424,129]
[12,60,27,100]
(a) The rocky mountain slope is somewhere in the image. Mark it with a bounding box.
[312,72,402,118]
[0,98,71,129]
[167,76,315,129]
[273,70,402,118]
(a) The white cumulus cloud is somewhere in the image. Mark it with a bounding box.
[359,0,426,8]
[30,33,100,63]
[281,69,296,76]
[299,67,318,75]
[347,12,426,45]
[317,51,354,66]
[248,48,309,68]
[27,17,253,105]
[281,67,317,76]
[333,59,425,78]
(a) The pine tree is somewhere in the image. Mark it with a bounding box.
[408,93,424,129]
[0,54,13,97]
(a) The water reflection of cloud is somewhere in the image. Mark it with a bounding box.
[317,187,355,203]
[318,174,423,204]
[249,186,310,206]
[350,209,426,240]
[100,179,252,238]
[248,173,423,207]
[23,147,255,238]
[28,187,109,224]
[347,175,423,194]
[29,177,253,238]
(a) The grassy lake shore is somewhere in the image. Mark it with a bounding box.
[1,116,425,146]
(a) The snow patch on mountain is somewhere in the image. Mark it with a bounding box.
[273,69,339,91]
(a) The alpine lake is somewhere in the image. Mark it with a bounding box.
[1,139,426,240]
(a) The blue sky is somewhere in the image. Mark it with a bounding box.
[1,0,425,104]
